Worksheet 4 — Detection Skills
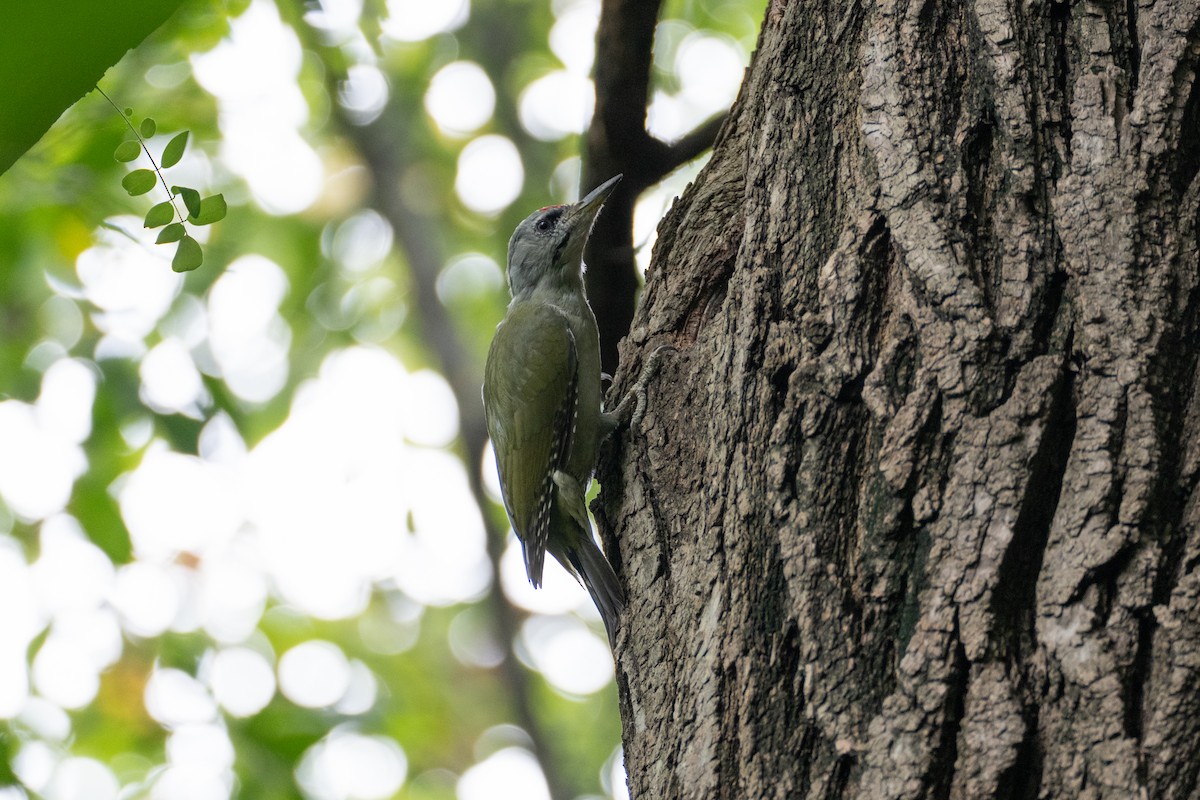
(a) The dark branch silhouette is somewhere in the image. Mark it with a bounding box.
[583,0,728,376]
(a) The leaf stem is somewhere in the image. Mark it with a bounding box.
[96,85,187,225]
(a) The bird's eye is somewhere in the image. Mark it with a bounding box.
[534,208,562,233]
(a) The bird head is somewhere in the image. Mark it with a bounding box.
[506,174,621,297]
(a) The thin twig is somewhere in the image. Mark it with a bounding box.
[95,85,186,224]
[651,112,728,182]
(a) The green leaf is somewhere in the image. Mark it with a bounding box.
[156,223,185,243]
[121,169,157,196]
[0,1,190,173]
[144,201,174,228]
[113,140,141,162]
[161,131,189,168]
[188,194,227,226]
[140,117,157,137]
[172,235,203,272]
[172,186,201,218]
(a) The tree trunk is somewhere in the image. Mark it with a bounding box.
[597,0,1200,797]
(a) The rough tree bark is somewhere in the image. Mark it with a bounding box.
[597,0,1200,797]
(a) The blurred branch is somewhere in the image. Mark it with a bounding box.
[341,112,576,800]
[652,112,728,179]
[283,14,574,800]
[583,0,727,376]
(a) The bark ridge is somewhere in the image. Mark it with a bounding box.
[600,1,1200,797]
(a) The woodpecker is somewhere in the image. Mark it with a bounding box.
[483,175,667,637]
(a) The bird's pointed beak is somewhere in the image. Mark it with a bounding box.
[579,174,622,211]
[567,174,622,239]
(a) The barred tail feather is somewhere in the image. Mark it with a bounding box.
[565,535,626,639]
[522,538,546,588]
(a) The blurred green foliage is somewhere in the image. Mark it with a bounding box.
[0,1,762,798]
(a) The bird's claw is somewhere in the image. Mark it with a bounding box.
[631,387,648,427]
[623,343,677,430]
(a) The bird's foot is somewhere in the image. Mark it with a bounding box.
[603,343,677,433]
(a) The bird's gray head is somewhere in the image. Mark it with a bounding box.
[506,175,621,297]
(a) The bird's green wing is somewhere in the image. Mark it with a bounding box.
[483,302,578,585]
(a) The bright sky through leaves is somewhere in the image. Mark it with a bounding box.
[0,0,762,797]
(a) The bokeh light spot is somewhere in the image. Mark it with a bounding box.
[676,33,745,114]
[0,399,87,523]
[454,135,524,215]
[297,728,408,800]
[76,222,181,342]
[166,722,235,774]
[437,253,504,305]
[145,668,218,728]
[305,0,364,37]
[158,722,238,800]
[197,557,268,643]
[550,1,600,74]
[192,0,323,214]
[457,748,549,800]
[331,210,394,274]
[37,296,84,353]
[18,697,70,742]
[500,536,589,616]
[45,757,118,800]
[30,608,121,711]
[207,255,292,404]
[32,515,113,616]
[392,451,491,607]
[0,542,40,717]
[278,641,350,709]
[339,64,390,125]
[519,71,594,141]
[520,616,613,695]
[425,62,495,137]
[606,747,631,800]
[381,0,468,41]
[334,660,378,716]
[119,445,243,561]
[110,562,183,638]
[209,647,276,717]
[13,741,54,793]
[401,370,459,447]
[139,338,204,415]
[448,608,504,669]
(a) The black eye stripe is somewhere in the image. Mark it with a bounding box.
[535,207,564,232]
[551,233,568,264]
